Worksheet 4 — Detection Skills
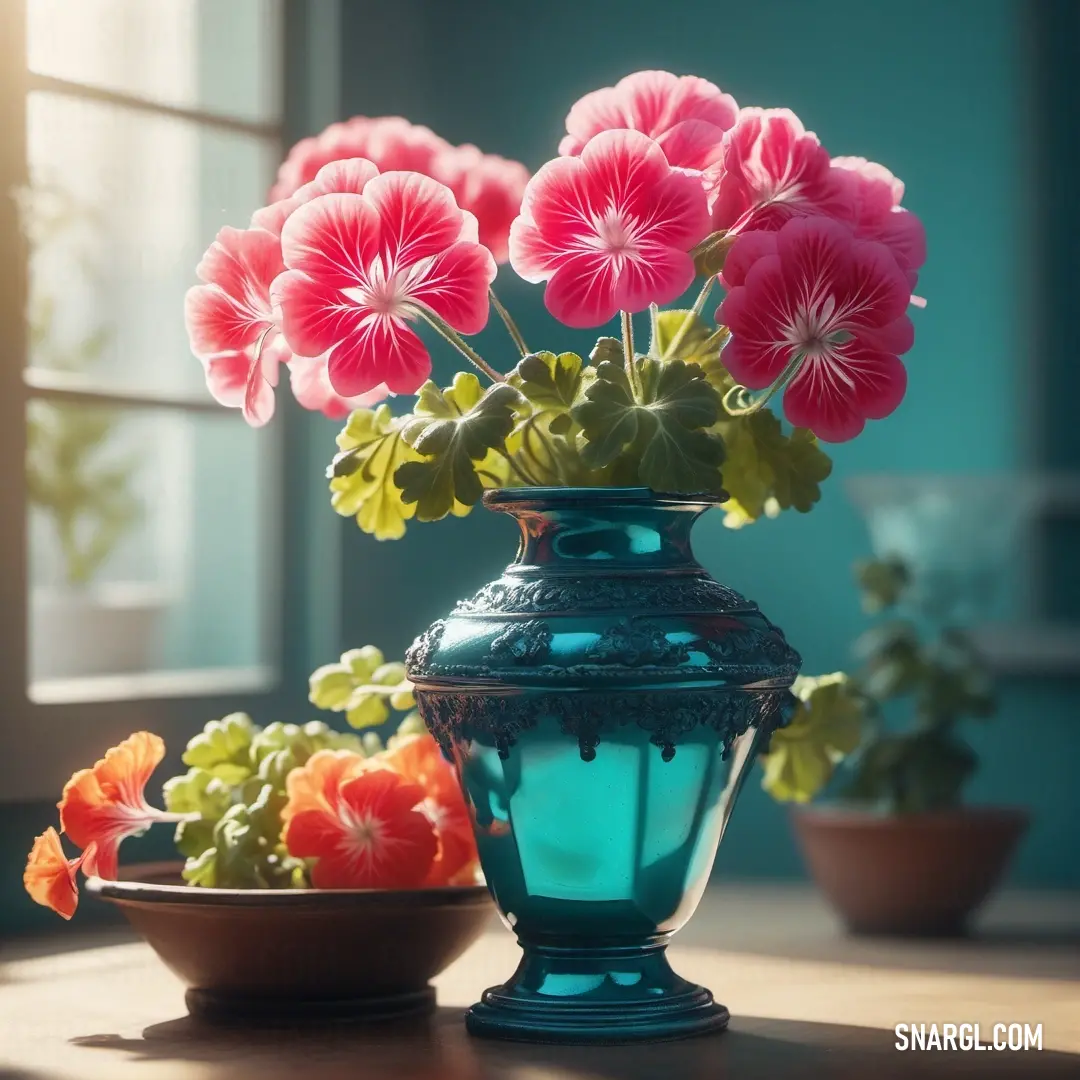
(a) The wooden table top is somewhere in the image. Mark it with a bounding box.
[2,884,1078,1080]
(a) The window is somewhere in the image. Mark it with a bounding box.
[0,0,301,800]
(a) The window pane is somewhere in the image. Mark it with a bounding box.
[27,0,282,124]
[25,91,277,397]
[27,401,276,691]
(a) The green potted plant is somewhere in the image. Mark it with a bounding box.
[21,183,159,681]
[762,557,1029,935]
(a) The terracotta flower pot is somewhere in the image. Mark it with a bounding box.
[791,805,1029,936]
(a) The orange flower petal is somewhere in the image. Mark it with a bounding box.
[59,732,171,880]
[92,731,165,804]
[282,748,369,823]
[281,808,348,860]
[384,734,479,887]
[24,828,81,920]
[284,767,437,890]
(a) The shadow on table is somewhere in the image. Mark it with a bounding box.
[70,1008,1079,1080]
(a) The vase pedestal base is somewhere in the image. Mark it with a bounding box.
[465,940,729,1045]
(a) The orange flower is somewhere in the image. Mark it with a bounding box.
[59,732,179,880]
[382,734,480,886]
[24,828,97,920]
[281,748,368,818]
[282,752,438,889]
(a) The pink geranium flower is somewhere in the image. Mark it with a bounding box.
[710,108,854,234]
[509,129,711,328]
[269,116,450,202]
[288,355,389,420]
[274,173,497,397]
[831,156,927,291]
[717,216,914,442]
[431,144,529,264]
[559,70,738,164]
[254,157,380,237]
[254,158,393,416]
[184,225,287,427]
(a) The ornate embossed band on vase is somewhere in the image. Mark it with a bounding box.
[406,487,800,1044]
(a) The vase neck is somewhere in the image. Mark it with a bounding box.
[484,489,720,572]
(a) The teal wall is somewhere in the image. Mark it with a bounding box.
[334,0,1079,887]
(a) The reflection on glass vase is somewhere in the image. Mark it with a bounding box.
[406,487,800,1044]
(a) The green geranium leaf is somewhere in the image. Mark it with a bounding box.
[652,310,733,403]
[714,414,774,525]
[760,673,866,803]
[506,351,595,484]
[509,352,585,426]
[652,310,729,367]
[329,404,423,541]
[174,817,216,860]
[589,336,623,367]
[181,846,219,887]
[635,358,726,492]
[770,426,833,512]
[715,410,832,525]
[571,361,639,469]
[346,645,384,675]
[572,358,725,493]
[181,712,256,772]
[395,373,520,522]
[163,768,232,818]
[308,647,415,730]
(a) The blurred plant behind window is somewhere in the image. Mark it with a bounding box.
[20,182,142,588]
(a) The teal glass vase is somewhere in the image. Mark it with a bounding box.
[406,488,800,1044]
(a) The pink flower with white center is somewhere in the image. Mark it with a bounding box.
[253,158,392,417]
[717,215,914,443]
[184,225,287,427]
[709,108,854,235]
[268,116,450,202]
[831,156,927,293]
[430,144,530,264]
[559,70,738,161]
[273,172,497,397]
[509,129,711,329]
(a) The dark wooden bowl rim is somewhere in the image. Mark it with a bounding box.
[85,862,491,909]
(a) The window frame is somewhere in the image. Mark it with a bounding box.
[0,0,334,801]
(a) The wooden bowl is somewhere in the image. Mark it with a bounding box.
[792,806,1029,936]
[87,863,494,1023]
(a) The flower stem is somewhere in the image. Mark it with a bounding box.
[489,288,529,357]
[524,419,564,485]
[648,302,660,356]
[498,447,543,487]
[621,310,641,399]
[661,276,715,360]
[415,305,505,383]
[723,350,805,417]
